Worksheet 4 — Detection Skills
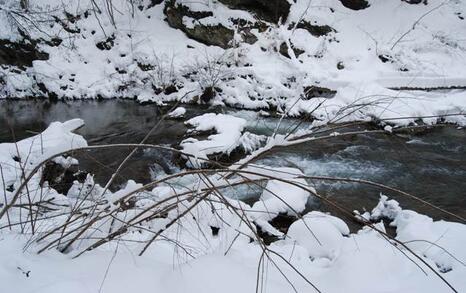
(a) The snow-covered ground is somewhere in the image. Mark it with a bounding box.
[1,202,465,293]
[1,118,465,293]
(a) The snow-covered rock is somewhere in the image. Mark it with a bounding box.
[168,106,186,118]
[181,113,246,167]
[287,211,349,261]
[0,119,87,201]
[250,167,312,221]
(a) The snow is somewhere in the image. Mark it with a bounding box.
[1,1,466,292]
[370,195,466,274]
[289,83,466,125]
[395,211,466,273]
[287,211,349,262]
[168,106,186,118]
[0,119,87,201]
[1,180,465,293]
[1,0,465,126]
[67,174,103,200]
[250,167,312,221]
[181,113,247,166]
[370,194,403,221]
[0,129,465,292]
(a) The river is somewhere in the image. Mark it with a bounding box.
[1,99,464,226]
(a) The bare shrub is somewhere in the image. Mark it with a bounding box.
[184,51,235,102]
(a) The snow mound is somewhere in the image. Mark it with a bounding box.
[0,119,87,201]
[394,210,466,273]
[367,195,466,274]
[287,211,349,262]
[168,107,186,118]
[370,194,402,220]
[181,113,246,167]
[250,167,312,221]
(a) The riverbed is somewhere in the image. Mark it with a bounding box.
[1,99,464,226]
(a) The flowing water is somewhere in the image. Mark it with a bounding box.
[256,125,466,224]
[1,99,465,225]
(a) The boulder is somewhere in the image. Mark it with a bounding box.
[303,86,337,99]
[164,1,234,48]
[290,20,335,37]
[0,39,49,67]
[231,18,268,44]
[148,0,164,8]
[218,0,291,23]
[402,0,425,4]
[279,42,305,59]
[40,160,87,195]
[339,0,370,10]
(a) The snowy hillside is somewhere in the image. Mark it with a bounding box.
[1,1,466,109]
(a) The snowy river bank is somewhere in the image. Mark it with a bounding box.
[1,98,465,292]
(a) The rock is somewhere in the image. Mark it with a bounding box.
[52,15,81,34]
[165,0,214,20]
[269,213,298,234]
[0,39,49,67]
[200,86,217,103]
[184,24,234,49]
[0,74,5,90]
[163,84,179,95]
[148,0,164,8]
[254,222,281,245]
[337,61,345,70]
[230,18,268,44]
[402,0,426,4]
[164,1,234,48]
[96,35,116,50]
[339,0,370,10]
[303,86,337,99]
[378,54,393,63]
[290,20,335,37]
[40,160,87,195]
[279,42,305,59]
[37,82,59,101]
[137,62,155,71]
[241,30,258,44]
[218,0,291,23]
[164,1,267,47]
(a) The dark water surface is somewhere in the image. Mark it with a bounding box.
[0,100,203,187]
[257,125,466,223]
[1,99,465,224]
